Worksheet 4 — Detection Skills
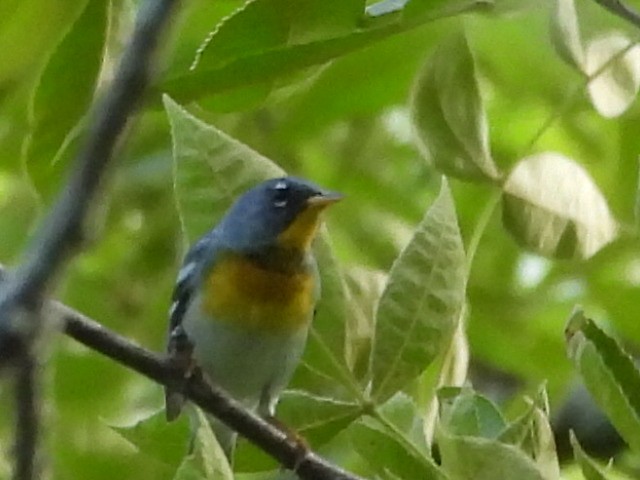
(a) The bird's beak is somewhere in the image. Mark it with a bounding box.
[305,191,343,208]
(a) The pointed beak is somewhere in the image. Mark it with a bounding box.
[305,191,344,208]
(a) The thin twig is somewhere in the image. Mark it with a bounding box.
[13,357,39,480]
[58,302,364,480]
[591,0,640,30]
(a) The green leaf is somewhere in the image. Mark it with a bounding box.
[371,179,466,402]
[437,433,548,480]
[164,94,281,241]
[276,390,362,446]
[174,408,233,480]
[498,388,560,480]
[26,0,108,197]
[349,419,445,480]
[549,0,584,71]
[343,267,385,382]
[110,410,190,469]
[585,32,640,118]
[565,309,640,453]
[502,152,617,259]
[163,95,353,397]
[160,0,491,104]
[438,387,506,439]
[411,31,500,182]
[570,431,610,480]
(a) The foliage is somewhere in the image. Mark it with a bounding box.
[3,0,640,478]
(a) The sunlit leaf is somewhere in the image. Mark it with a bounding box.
[349,418,445,480]
[371,179,466,403]
[570,431,609,480]
[549,0,584,71]
[163,95,352,398]
[502,152,617,259]
[411,31,500,182]
[565,309,640,453]
[586,32,640,118]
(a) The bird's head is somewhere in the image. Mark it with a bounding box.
[219,177,342,253]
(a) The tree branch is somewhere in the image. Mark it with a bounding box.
[58,302,364,480]
[0,2,177,478]
[591,0,640,30]
[13,357,40,480]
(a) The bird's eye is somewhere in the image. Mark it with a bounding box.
[273,180,289,208]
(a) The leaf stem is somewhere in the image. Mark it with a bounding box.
[524,40,639,155]
[466,190,501,272]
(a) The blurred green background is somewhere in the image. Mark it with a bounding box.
[1,0,640,478]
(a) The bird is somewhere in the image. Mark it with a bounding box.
[164,176,342,458]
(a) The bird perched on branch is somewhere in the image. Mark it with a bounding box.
[164,176,342,458]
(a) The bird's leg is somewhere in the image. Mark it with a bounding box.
[165,325,199,421]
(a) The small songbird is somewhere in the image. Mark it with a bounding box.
[164,176,342,457]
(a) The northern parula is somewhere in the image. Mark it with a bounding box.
[164,176,342,456]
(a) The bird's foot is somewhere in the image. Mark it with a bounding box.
[264,415,309,471]
[165,325,198,421]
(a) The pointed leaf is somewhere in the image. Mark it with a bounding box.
[276,390,361,446]
[164,94,281,241]
[192,408,233,480]
[164,95,352,397]
[497,389,560,480]
[26,0,108,197]
[343,267,386,381]
[549,0,584,71]
[502,152,617,259]
[586,32,640,118]
[110,410,190,468]
[160,1,492,104]
[565,310,640,453]
[438,387,506,439]
[349,419,445,480]
[570,432,610,480]
[371,179,466,402]
[438,433,548,480]
[411,31,500,182]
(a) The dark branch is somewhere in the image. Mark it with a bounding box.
[13,357,40,480]
[591,0,640,30]
[59,303,364,480]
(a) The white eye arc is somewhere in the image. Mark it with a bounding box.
[273,180,289,207]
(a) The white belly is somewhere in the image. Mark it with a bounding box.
[182,295,310,415]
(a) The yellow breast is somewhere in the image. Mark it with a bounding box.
[202,253,316,333]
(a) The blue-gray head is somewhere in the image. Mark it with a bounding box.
[218,177,342,253]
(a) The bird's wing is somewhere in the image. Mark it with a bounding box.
[168,231,218,334]
[165,230,220,421]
